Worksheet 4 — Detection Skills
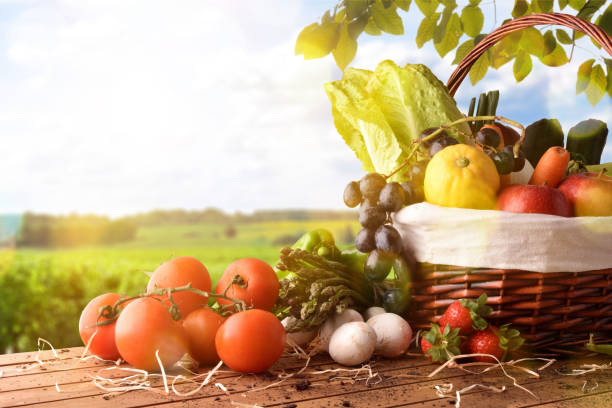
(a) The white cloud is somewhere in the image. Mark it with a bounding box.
[1,1,610,215]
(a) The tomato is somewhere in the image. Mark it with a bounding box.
[214,258,279,311]
[115,297,188,371]
[147,256,212,319]
[215,309,285,373]
[79,293,122,360]
[182,307,225,365]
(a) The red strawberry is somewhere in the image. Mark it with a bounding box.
[438,293,492,335]
[420,323,461,363]
[465,325,524,363]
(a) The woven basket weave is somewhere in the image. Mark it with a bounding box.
[406,13,612,351]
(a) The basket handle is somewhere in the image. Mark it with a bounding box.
[446,13,612,97]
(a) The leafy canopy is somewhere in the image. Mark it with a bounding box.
[296,0,612,105]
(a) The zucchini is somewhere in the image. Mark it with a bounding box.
[566,119,608,165]
[523,118,564,167]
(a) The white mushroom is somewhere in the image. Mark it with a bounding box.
[281,317,317,347]
[363,306,386,321]
[366,313,412,358]
[319,308,364,351]
[328,322,377,366]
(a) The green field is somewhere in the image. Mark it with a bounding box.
[0,219,358,353]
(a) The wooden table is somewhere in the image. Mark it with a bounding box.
[1,347,611,407]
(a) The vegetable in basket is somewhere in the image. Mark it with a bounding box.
[325,60,471,181]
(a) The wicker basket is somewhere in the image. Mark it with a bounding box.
[406,13,612,352]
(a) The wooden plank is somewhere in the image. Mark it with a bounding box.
[0,354,335,392]
[0,357,438,408]
[0,349,84,367]
[527,391,612,407]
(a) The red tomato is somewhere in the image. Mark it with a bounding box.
[214,258,279,311]
[147,256,212,319]
[182,307,225,365]
[115,297,188,371]
[79,293,122,360]
[215,309,285,373]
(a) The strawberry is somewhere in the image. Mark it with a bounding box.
[438,293,492,335]
[465,324,524,363]
[420,323,461,363]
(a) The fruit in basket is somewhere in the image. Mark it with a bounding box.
[558,172,612,216]
[359,203,386,228]
[379,182,406,212]
[359,172,387,200]
[424,144,500,210]
[566,119,608,165]
[496,122,520,146]
[476,126,502,150]
[529,146,570,188]
[374,224,402,253]
[497,184,573,217]
[421,323,461,363]
[343,181,362,208]
[429,135,459,157]
[491,150,514,175]
[438,294,492,336]
[464,324,524,363]
[355,228,376,253]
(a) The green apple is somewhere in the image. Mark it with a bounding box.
[558,172,612,217]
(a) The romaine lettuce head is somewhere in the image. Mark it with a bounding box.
[325,60,470,180]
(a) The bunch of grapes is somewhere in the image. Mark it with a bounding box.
[343,173,416,314]
[474,127,526,176]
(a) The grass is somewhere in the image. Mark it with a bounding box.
[0,219,359,352]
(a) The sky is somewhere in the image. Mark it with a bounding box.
[0,0,610,216]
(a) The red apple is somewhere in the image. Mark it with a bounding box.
[497,184,573,217]
[557,172,612,217]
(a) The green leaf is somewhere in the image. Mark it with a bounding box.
[577,59,595,94]
[382,0,394,7]
[469,52,489,85]
[559,0,569,9]
[394,0,412,11]
[364,16,382,35]
[539,41,569,66]
[605,58,612,97]
[520,27,546,57]
[569,0,586,11]
[295,22,340,59]
[416,12,440,47]
[461,5,484,37]
[333,23,358,71]
[533,0,554,12]
[453,39,475,64]
[556,29,573,44]
[543,30,557,55]
[415,0,439,15]
[585,64,607,105]
[598,4,612,36]
[372,2,404,34]
[348,14,369,39]
[491,31,522,68]
[513,50,532,82]
[512,0,529,18]
[577,0,606,21]
[434,12,461,57]
[346,0,369,20]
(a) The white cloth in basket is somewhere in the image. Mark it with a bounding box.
[392,202,612,273]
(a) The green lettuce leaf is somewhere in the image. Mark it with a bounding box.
[325,60,470,179]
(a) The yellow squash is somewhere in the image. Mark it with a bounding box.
[424,144,500,210]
